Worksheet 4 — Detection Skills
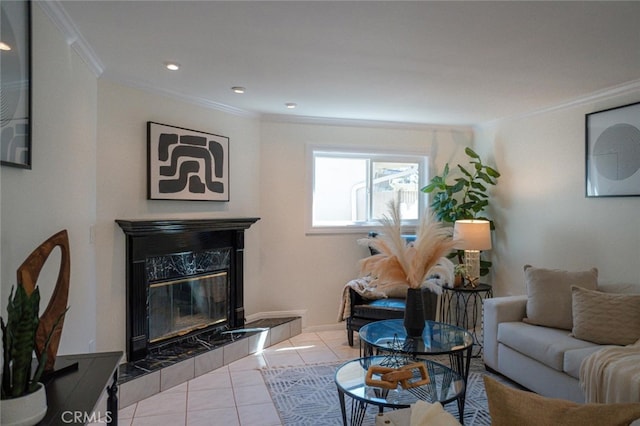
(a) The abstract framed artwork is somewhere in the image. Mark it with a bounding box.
[147,122,229,201]
[1,0,32,168]
[586,101,640,198]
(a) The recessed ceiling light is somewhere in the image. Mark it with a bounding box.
[285,103,297,109]
[165,63,180,71]
[0,42,11,51]
[231,86,246,94]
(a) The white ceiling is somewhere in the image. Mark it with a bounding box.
[57,1,640,127]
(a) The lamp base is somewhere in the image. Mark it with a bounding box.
[464,249,480,287]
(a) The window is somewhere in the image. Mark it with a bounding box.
[308,146,428,232]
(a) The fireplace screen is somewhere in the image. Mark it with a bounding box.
[148,271,228,343]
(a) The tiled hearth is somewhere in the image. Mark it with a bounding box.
[118,317,302,408]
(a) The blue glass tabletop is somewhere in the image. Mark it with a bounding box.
[358,320,473,355]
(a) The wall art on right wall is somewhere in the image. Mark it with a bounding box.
[586,101,640,197]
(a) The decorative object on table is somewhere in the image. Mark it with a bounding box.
[453,220,492,288]
[0,0,31,169]
[585,101,640,197]
[359,199,456,337]
[147,121,229,201]
[17,230,70,371]
[365,362,430,390]
[404,287,428,337]
[421,147,500,278]
[453,264,466,288]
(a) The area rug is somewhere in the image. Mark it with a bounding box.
[261,358,507,425]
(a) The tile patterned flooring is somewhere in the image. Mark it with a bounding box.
[112,330,360,426]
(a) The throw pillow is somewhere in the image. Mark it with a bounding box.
[483,376,640,426]
[523,265,598,330]
[572,286,640,345]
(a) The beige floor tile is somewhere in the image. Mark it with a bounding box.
[233,384,272,406]
[237,401,282,426]
[263,352,306,367]
[289,332,322,344]
[187,388,237,411]
[186,407,240,426]
[164,381,189,393]
[230,369,265,387]
[188,370,232,391]
[228,353,267,371]
[299,349,340,364]
[118,403,137,419]
[131,413,186,426]
[134,391,187,418]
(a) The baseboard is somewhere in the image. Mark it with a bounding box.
[246,310,308,328]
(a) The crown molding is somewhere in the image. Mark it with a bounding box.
[261,113,473,133]
[477,79,640,130]
[37,0,104,77]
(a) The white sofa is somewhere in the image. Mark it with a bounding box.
[483,267,640,403]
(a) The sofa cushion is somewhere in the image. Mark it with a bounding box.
[572,286,640,346]
[523,265,598,330]
[563,346,614,379]
[483,375,640,426]
[498,321,596,371]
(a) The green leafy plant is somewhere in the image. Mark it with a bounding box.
[421,147,500,276]
[1,284,65,399]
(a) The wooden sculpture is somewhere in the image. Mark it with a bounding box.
[365,362,430,390]
[17,230,70,371]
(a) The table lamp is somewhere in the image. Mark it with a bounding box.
[453,220,492,287]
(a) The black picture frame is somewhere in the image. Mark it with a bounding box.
[147,122,230,201]
[0,0,32,169]
[585,101,640,197]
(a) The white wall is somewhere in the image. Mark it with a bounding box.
[94,80,262,353]
[475,92,640,297]
[259,120,471,329]
[1,5,98,354]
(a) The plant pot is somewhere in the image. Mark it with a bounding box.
[403,287,425,338]
[1,383,47,426]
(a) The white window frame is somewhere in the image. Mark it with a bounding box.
[306,144,429,234]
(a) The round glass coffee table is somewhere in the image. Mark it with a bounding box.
[358,319,473,420]
[335,356,465,426]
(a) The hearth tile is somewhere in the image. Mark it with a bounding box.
[233,384,271,406]
[134,389,187,418]
[188,369,232,391]
[236,401,281,426]
[119,371,160,408]
[248,329,269,354]
[186,407,239,426]
[270,323,291,345]
[188,388,236,411]
[290,317,302,336]
[194,347,223,376]
[161,358,195,392]
[223,339,249,365]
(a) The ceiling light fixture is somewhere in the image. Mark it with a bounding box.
[285,103,297,109]
[231,86,246,94]
[0,42,11,51]
[165,63,180,71]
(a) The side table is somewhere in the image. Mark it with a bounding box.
[440,283,493,357]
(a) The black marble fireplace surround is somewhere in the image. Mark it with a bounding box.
[116,218,259,362]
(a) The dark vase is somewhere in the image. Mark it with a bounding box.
[404,287,426,338]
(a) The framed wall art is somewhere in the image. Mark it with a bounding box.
[147,122,229,201]
[586,101,640,197]
[1,0,32,168]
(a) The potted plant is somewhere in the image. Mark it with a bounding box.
[421,147,500,278]
[1,283,65,426]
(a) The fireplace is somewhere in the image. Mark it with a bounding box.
[116,218,259,362]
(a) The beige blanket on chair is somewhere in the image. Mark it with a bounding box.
[580,338,640,403]
[337,276,387,322]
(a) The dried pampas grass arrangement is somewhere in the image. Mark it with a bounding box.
[359,200,455,294]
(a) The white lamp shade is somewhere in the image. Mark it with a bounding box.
[453,220,492,250]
